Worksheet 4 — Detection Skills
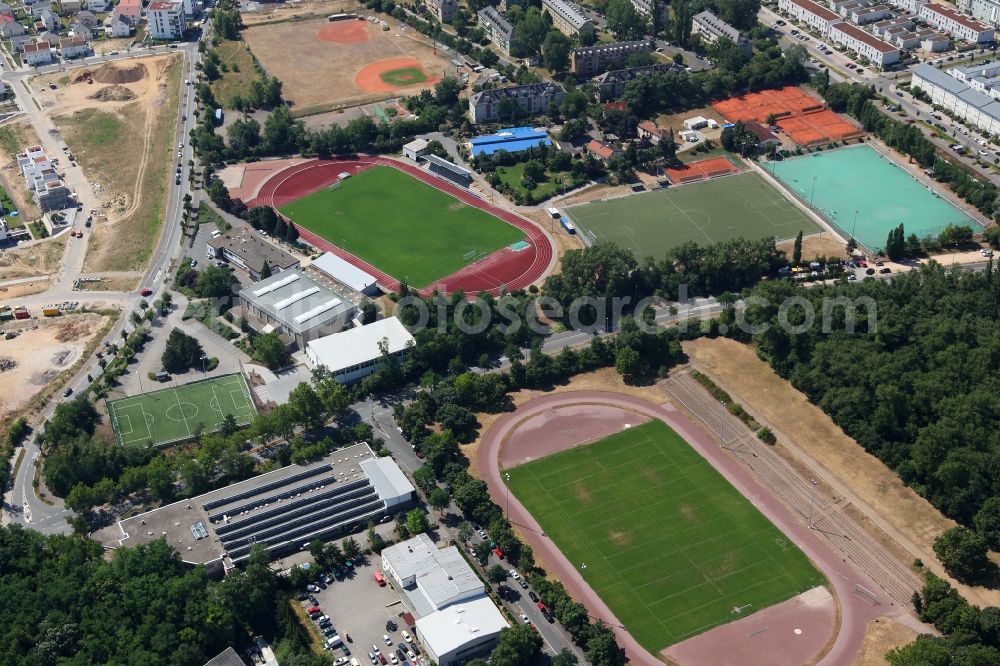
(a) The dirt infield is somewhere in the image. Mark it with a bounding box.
[477,391,901,666]
[778,110,864,147]
[248,157,554,296]
[712,86,825,123]
[243,16,449,116]
[665,156,740,184]
[317,20,369,43]
[355,57,436,93]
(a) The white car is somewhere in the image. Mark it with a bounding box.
[401,631,413,643]
[509,570,519,579]
[383,635,393,646]
[177,151,182,158]
[334,659,349,666]
[389,655,398,665]
[520,613,530,624]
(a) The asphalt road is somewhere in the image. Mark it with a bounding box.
[1,40,204,534]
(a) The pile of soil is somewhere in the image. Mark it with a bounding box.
[73,62,147,85]
[88,84,138,102]
[54,320,92,343]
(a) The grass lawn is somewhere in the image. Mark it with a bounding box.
[565,171,819,259]
[496,162,565,200]
[210,40,258,108]
[278,166,524,287]
[198,201,229,232]
[507,420,825,651]
[108,374,256,448]
[379,67,427,86]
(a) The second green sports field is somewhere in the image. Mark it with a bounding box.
[506,420,824,651]
[566,172,820,259]
[278,166,525,288]
[108,374,256,448]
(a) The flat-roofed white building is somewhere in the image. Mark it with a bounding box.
[959,0,1000,27]
[829,21,900,67]
[912,63,1000,135]
[310,252,380,295]
[382,534,509,666]
[305,317,414,384]
[918,2,994,42]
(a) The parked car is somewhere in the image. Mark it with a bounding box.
[879,267,892,274]
[383,635,393,646]
[509,570,520,580]
[63,387,73,398]
[519,613,530,624]
[401,631,413,643]
[386,620,398,632]
[493,547,504,559]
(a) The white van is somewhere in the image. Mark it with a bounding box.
[326,635,343,649]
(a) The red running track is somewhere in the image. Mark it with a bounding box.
[248,156,554,297]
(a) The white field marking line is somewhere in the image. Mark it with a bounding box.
[118,412,133,436]
[172,386,193,437]
[139,403,155,442]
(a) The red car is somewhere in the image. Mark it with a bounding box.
[139,287,153,297]
[536,602,546,612]
[493,547,504,560]
[306,606,321,615]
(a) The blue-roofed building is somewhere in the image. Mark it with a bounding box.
[469,127,552,157]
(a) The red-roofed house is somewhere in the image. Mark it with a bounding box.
[586,139,618,162]
[743,122,782,150]
[0,13,24,38]
[636,120,668,145]
[113,0,142,25]
[22,41,53,66]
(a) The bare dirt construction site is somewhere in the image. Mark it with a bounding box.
[0,236,65,281]
[684,337,1000,608]
[243,15,449,116]
[0,313,106,420]
[33,54,183,273]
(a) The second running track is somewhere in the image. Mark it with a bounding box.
[249,156,555,297]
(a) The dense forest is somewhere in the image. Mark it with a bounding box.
[741,264,1000,554]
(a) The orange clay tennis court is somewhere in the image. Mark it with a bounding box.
[665,156,740,184]
[776,110,864,147]
[711,86,826,123]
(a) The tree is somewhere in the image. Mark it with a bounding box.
[405,508,429,535]
[342,537,361,561]
[552,649,579,666]
[586,622,626,666]
[933,527,991,584]
[288,382,325,432]
[542,30,572,72]
[428,487,450,514]
[161,328,205,374]
[457,520,474,542]
[260,261,272,279]
[473,541,491,563]
[487,564,508,586]
[792,230,803,266]
[974,497,1000,550]
[197,265,238,299]
[251,331,286,370]
[490,624,543,666]
[614,346,641,382]
[606,0,647,41]
[436,404,478,442]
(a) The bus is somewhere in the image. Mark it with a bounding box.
[328,12,358,21]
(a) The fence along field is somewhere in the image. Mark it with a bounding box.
[505,419,825,651]
[108,374,256,448]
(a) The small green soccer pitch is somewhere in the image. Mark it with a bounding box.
[108,374,256,448]
[565,171,820,259]
[506,420,824,651]
[277,166,525,288]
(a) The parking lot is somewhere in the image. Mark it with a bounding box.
[300,555,429,666]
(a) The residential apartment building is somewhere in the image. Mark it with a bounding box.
[113,0,142,25]
[828,21,899,67]
[883,0,926,12]
[69,21,93,40]
[22,41,53,65]
[846,4,892,24]
[952,59,1000,99]
[691,10,752,56]
[631,0,667,25]
[425,0,456,23]
[918,2,994,42]
[571,39,654,77]
[777,0,843,35]
[592,62,680,98]
[912,62,1000,135]
[106,16,132,37]
[0,14,24,38]
[468,82,565,123]
[958,0,1000,27]
[148,0,185,39]
[17,145,71,210]
[542,0,594,39]
[477,6,514,55]
[59,36,89,58]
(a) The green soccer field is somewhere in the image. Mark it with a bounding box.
[506,420,824,651]
[108,374,256,448]
[278,166,525,288]
[566,172,820,259]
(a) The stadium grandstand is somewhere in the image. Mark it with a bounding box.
[106,443,414,576]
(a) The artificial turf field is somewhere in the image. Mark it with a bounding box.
[108,374,256,448]
[565,172,820,259]
[506,420,824,651]
[278,166,525,288]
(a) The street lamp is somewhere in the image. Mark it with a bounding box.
[852,210,858,239]
[810,176,817,206]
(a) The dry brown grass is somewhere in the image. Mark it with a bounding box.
[74,275,141,292]
[244,15,450,117]
[776,233,849,261]
[684,337,1000,607]
[852,617,917,666]
[42,55,183,272]
[0,279,50,298]
[0,235,66,281]
[209,39,258,109]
